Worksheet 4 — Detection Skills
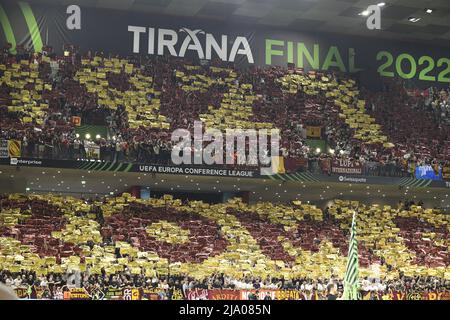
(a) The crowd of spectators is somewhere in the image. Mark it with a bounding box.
[1,45,449,177]
[0,193,448,300]
[0,270,448,300]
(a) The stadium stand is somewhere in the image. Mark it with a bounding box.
[2,0,450,305]
[1,50,448,176]
[0,193,448,300]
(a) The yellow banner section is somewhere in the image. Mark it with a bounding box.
[8,140,21,157]
[271,156,285,174]
[443,166,450,180]
[306,126,322,138]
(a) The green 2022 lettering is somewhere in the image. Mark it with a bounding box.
[376,51,450,83]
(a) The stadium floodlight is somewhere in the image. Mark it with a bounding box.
[96,134,101,139]
[85,133,91,139]
[359,10,370,16]
[64,50,70,57]
[316,147,321,154]
[408,17,421,22]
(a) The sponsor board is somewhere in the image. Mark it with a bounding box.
[2,157,450,189]
[337,175,367,183]
[137,164,257,178]
[331,159,362,175]
[2,157,259,178]
[10,158,43,166]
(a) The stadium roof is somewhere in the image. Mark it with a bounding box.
[27,0,450,45]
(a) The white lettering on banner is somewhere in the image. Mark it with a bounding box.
[137,165,254,177]
[205,34,227,61]
[158,28,178,56]
[128,26,254,63]
[337,159,354,167]
[10,158,42,166]
[186,289,208,300]
[128,26,146,53]
[122,289,132,300]
[179,28,205,59]
[417,165,435,178]
[333,167,362,174]
[332,159,362,174]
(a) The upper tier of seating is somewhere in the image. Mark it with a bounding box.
[0,52,449,170]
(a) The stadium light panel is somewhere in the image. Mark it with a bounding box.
[359,10,370,16]
[408,17,421,22]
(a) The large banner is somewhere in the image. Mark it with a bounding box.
[208,290,240,300]
[3,156,450,188]
[331,159,362,175]
[186,289,240,300]
[306,126,322,139]
[415,165,442,181]
[2,157,260,178]
[15,286,450,300]
[1,1,450,89]
[8,140,21,157]
[84,144,100,159]
[0,140,22,158]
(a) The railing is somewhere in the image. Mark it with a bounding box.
[15,143,417,179]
